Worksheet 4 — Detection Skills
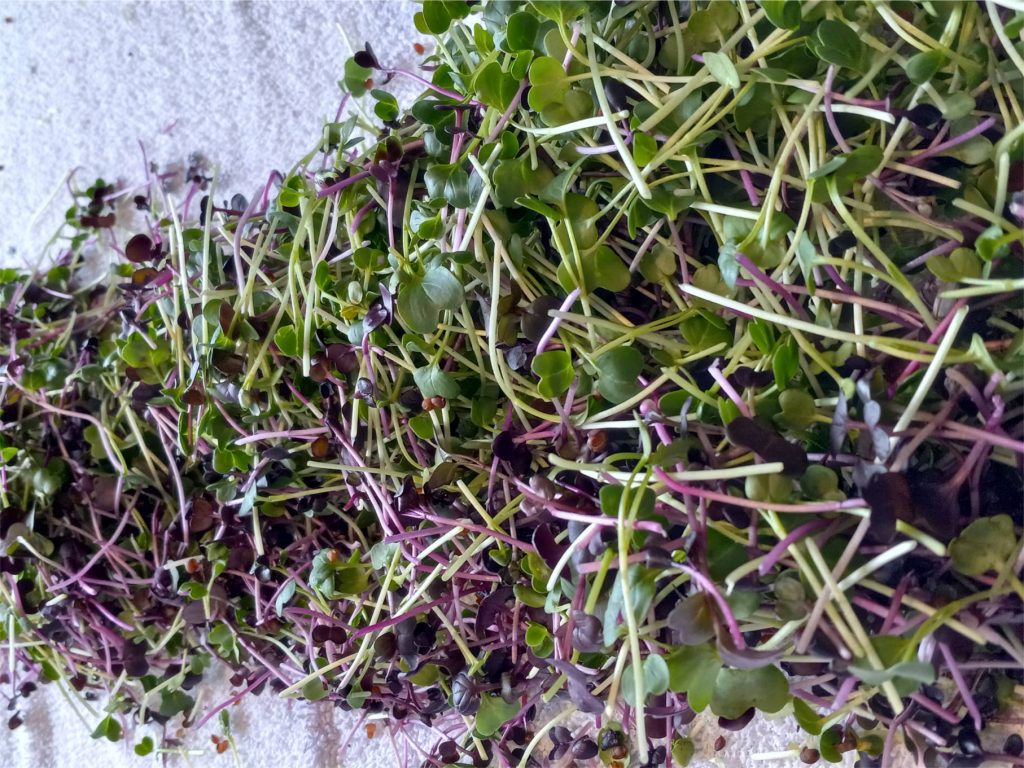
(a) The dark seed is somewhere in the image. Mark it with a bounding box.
[958,729,982,756]
[1004,734,1023,756]
[572,737,598,759]
[800,747,820,764]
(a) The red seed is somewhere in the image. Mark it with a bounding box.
[421,398,433,411]
[430,396,446,410]
[364,78,374,89]
[714,735,727,751]
[413,42,425,55]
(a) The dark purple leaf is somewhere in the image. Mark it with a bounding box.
[549,660,603,714]
[571,611,604,652]
[476,587,513,636]
[667,593,716,646]
[718,707,756,731]
[353,42,380,69]
[716,634,785,668]
[726,416,774,454]
[861,472,911,544]
[531,523,565,569]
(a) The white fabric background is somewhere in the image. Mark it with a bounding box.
[0,2,919,766]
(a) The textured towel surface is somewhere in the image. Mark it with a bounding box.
[0,2,866,766]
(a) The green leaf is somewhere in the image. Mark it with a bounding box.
[763,0,801,29]
[599,483,656,519]
[665,643,722,711]
[595,346,644,404]
[622,653,671,706]
[413,364,460,399]
[793,697,823,735]
[342,58,372,97]
[813,20,864,71]
[310,550,371,599]
[773,339,799,387]
[704,51,740,89]
[718,241,739,290]
[975,225,1009,262]
[633,133,657,166]
[807,155,848,181]
[905,49,945,85]
[474,62,519,111]
[531,349,574,398]
[409,412,434,440]
[134,737,155,756]
[419,0,452,34]
[91,715,123,742]
[424,163,473,208]
[274,325,301,357]
[710,665,789,718]
[397,264,463,334]
[639,243,676,282]
[301,678,329,702]
[274,579,296,618]
[475,693,520,737]
[949,514,1018,576]
[819,725,843,763]
[671,737,696,767]
[371,89,400,122]
[159,690,194,718]
[506,11,539,51]
[527,56,569,111]
[776,388,817,431]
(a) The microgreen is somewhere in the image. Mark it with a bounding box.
[1,2,1023,767]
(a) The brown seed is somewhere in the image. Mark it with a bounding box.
[364,78,374,89]
[609,745,628,760]
[714,735,727,751]
[216,741,229,754]
[131,267,159,286]
[799,747,820,764]
[326,549,338,563]
[413,42,425,54]
[430,396,446,409]
[421,398,433,411]
[366,723,377,739]
[309,358,328,383]
[185,558,200,574]
[310,436,331,459]
[124,233,154,263]
[587,429,608,452]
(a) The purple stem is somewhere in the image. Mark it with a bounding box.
[317,170,372,198]
[384,68,472,104]
[736,252,811,321]
[904,116,998,166]
[723,134,761,206]
[758,519,831,575]
[939,641,983,731]
[535,289,579,354]
[823,66,852,153]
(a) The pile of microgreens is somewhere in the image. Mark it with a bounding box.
[1,1,1023,766]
